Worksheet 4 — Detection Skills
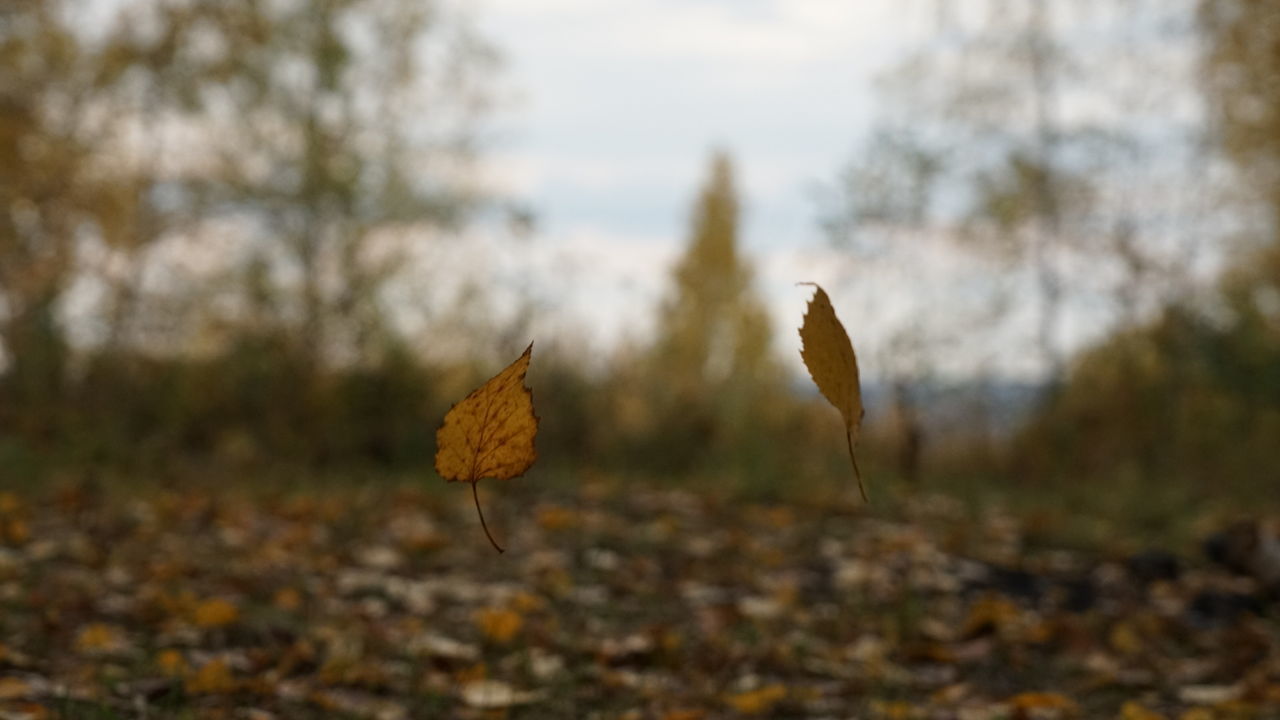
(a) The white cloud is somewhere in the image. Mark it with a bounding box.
[478,0,914,254]
[467,1,1061,379]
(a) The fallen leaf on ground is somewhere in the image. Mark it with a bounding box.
[474,607,523,644]
[459,679,543,708]
[185,658,235,694]
[74,623,129,655]
[193,597,239,629]
[1177,685,1241,705]
[1120,701,1167,720]
[1006,691,1078,718]
[725,684,787,714]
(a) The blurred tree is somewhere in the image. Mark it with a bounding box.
[654,153,774,390]
[1200,0,1280,245]
[641,152,782,473]
[0,0,500,470]
[0,1,97,436]
[828,1,1209,383]
[97,0,496,366]
[1012,1,1280,494]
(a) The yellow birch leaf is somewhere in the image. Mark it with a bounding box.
[435,343,538,553]
[797,283,867,501]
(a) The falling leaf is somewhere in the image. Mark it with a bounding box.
[434,343,539,553]
[797,283,867,501]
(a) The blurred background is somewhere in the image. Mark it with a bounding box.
[2,0,1278,540]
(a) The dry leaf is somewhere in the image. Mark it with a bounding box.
[74,623,129,655]
[0,677,37,701]
[1005,691,1078,717]
[185,658,236,694]
[1119,701,1167,720]
[434,343,538,553]
[156,649,186,677]
[797,283,867,501]
[193,597,239,629]
[725,684,787,714]
[459,679,544,708]
[474,607,523,644]
[1177,684,1242,705]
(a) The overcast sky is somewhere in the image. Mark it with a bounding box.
[449,1,1214,382]
[469,1,948,371]
[482,1,920,247]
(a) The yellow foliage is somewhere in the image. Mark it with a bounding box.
[798,283,867,501]
[724,684,786,714]
[0,676,35,700]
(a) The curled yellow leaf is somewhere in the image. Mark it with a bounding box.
[435,343,538,552]
[797,283,866,501]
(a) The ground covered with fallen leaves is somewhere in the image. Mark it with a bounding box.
[0,479,1277,719]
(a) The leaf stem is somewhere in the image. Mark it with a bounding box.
[846,427,868,503]
[472,482,504,553]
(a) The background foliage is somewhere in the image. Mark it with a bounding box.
[0,0,1277,528]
